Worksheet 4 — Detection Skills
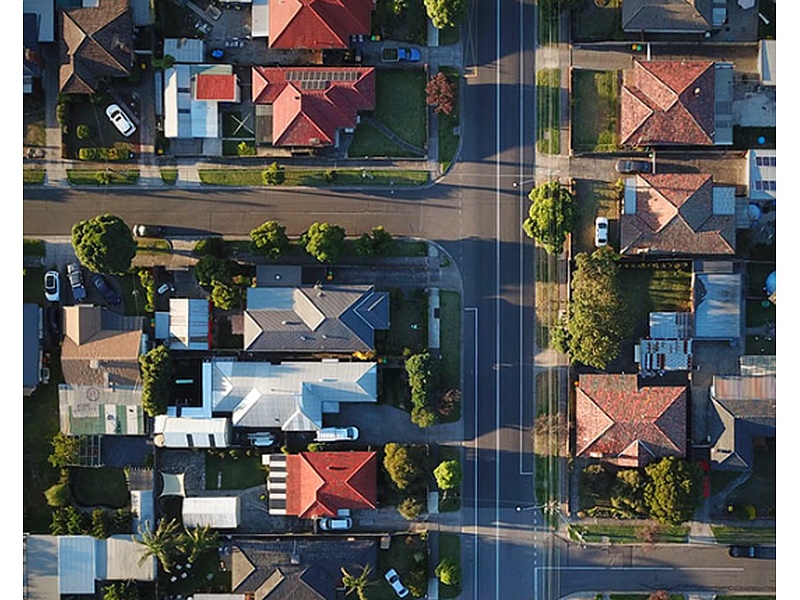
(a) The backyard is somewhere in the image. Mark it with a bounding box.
[571,69,620,153]
[70,466,129,508]
[205,450,268,490]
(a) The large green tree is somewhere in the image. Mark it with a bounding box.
[644,457,703,525]
[136,518,182,573]
[48,432,81,468]
[139,345,172,417]
[71,214,137,275]
[565,247,631,369]
[424,0,467,28]
[433,459,462,490]
[383,443,426,491]
[340,564,374,599]
[522,180,578,254]
[303,222,346,263]
[250,220,289,259]
[179,525,219,563]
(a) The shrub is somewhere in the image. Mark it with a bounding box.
[398,496,424,520]
[383,443,426,491]
[210,279,241,310]
[76,124,90,140]
[437,388,461,418]
[411,405,437,428]
[237,141,256,156]
[44,483,73,507]
[433,459,462,490]
[78,147,97,161]
[194,256,233,287]
[140,345,171,417]
[193,236,228,258]
[435,557,461,586]
[262,162,285,185]
[323,169,337,183]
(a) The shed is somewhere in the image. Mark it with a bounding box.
[153,416,231,448]
[693,272,742,340]
[164,38,206,63]
[58,536,96,595]
[183,496,241,529]
[102,536,156,581]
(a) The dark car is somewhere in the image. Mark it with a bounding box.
[92,274,122,305]
[615,159,652,174]
[132,224,165,238]
[728,545,773,559]
[67,263,86,302]
[46,305,62,338]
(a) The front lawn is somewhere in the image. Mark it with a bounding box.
[371,0,427,44]
[572,0,623,41]
[24,169,46,185]
[438,290,461,395]
[438,532,462,598]
[571,69,620,153]
[573,179,619,255]
[726,443,776,517]
[160,168,178,184]
[711,526,776,545]
[375,288,428,356]
[371,534,428,600]
[67,169,140,186]
[70,466,129,508]
[205,450,267,490]
[437,67,461,170]
[536,68,561,154]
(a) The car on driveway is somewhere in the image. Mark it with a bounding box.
[594,217,609,247]
[44,270,60,302]
[92,274,122,305]
[67,263,86,302]
[318,517,352,531]
[615,159,652,174]
[398,47,421,62]
[105,104,137,137]
[384,569,410,598]
[315,427,359,442]
[132,224,165,238]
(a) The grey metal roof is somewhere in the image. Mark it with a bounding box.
[740,354,776,376]
[58,536,96,594]
[623,0,711,32]
[649,312,692,339]
[23,304,41,392]
[713,63,734,145]
[693,273,741,339]
[164,38,205,63]
[24,535,59,600]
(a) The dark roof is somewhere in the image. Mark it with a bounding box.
[232,538,377,600]
[59,0,134,94]
[268,0,372,49]
[622,0,711,33]
[621,60,715,146]
[620,173,735,256]
[23,304,41,392]
[576,374,687,467]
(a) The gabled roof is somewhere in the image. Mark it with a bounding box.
[622,0,711,33]
[286,451,377,518]
[59,0,134,94]
[621,60,715,146]
[251,67,375,147]
[243,283,388,352]
[268,0,372,49]
[620,173,735,256]
[576,374,687,467]
[60,305,144,388]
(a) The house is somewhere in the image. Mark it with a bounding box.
[622,0,719,34]
[692,267,741,340]
[619,173,736,256]
[243,278,389,353]
[173,358,376,433]
[24,13,44,94]
[58,0,134,94]
[153,415,231,448]
[23,304,46,396]
[709,374,776,470]
[154,298,210,350]
[635,312,693,373]
[23,534,155,599]
[182,496,241,529]
[620,60,733,146]
[265,451,377,518]
[575,374,687,468]
[268,0,372,49]
[230,538,377,600]
[747,149,776,202]
[251,66,376,148]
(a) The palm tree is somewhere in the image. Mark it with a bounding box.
[180,525,219,563]
[136,518,182,573]
[341,564,373,599]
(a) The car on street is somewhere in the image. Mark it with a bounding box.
[105,104,137,137]
[384,569,410,598]
[615,159,652,174]
[318,517,353,531]
[44,270,60,302]
[132,224,165,238]
[91,274,122,305]
[728,545,773,559]
[67,263,87,302]
[594,216,609,247]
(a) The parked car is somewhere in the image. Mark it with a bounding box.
[91,274,122,305]
[594,217,609,247]
[67,263,86,302]
[615,159,652,174]
[728,545,773,559]
[246,432,276,447]
[132,224,165,238]
[384,569,410,599]
[44,270,60,302]
[105,103,136,137]
[398,47,421,62]
[315,427,359,442]
[46,305,62,338]
[318,517,352,531]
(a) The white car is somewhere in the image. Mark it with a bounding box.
[384,569,410,598]
[594,216,609,247]
[315,427,359,442]
[318,517,352,531]
[44,270,60,302]
[106,104,136,137]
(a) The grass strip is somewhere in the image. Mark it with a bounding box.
[67,169,140,185]
[24,168,46,185]
[198,168,429,187]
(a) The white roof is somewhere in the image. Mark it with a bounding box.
[748,149,776,201]
[183,497,241,529]
[58,536,96,594]
[24,535,59,600]
[102,536,156,581]
[169,298,210,350]
[131,489,155,533]
[153,416,230,448]
[252,0,269,37]
[164,38,206,63]
[760,40,776,86]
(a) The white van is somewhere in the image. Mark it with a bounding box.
[315,427,359,442]
[318,517,352,531]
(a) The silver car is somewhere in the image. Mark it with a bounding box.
[106,104,136,137]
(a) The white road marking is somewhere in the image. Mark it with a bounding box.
[495,0,503,594]
[466,306,479,598]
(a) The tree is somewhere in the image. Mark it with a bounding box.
[250,220,289,259]
[566,247,631,369]
[644,457,703,525]
[433,460,462,490]
[103,582,140,600]
[139,345,172,417]
[522,180,578,254]
[611,468,647,516]
[44,482,73,507]
[435,557,461,586]
[262,162,285,185]
[136,518,182,573]
[340,564,373,599]
[398,496,425,520]
[355,226,393,257]
[437,388,461,419]
[426,72,457,115]
[210,279,241,310]
[76,124,90,139]
[303,221,346,263]
[71,214,137,275]
[91,508,112,539]
[179,525,219,563]
[48,432,81,468]
[194,255,233,287]
[424,0,467,28]
[411,405,437,428]
[193,236,228,258]
[383,443,425,491]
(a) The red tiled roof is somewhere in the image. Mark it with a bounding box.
[576,374,687,468]
[285,451,377,518]
[620,173,736,256]
[195,73,238,101]
[620,60,715,146]
[252,66,375,147]
[269,0,372,49]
